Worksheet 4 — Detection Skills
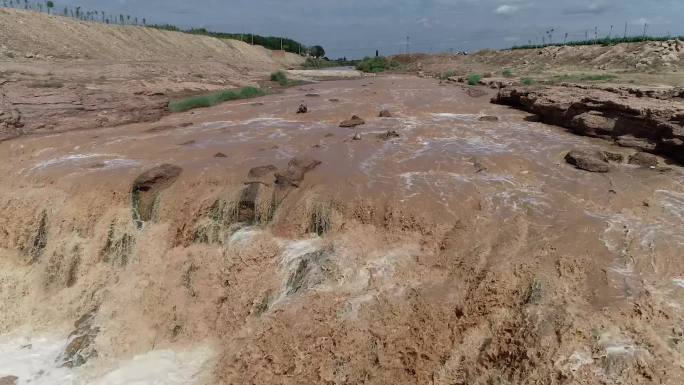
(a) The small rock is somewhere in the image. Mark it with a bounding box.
[324,133,335,138]
[377,130,400,140]
[340,115,365,128]
[305,93,320,97]
[296,104,308,114]
[379,110,392,118]
[352,133,362,141]
[466,88,487,98]
[214,152,227,158]
[329,98,340,102]
[629,152,660,167]
[478,115,498,122]
[0,376,18,385]
[565,150,611,173]
[602,151,624,163]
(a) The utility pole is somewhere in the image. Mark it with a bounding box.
[406,36,410,55]
[624,21,628,38]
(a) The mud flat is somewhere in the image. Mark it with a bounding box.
[1,74,684,384]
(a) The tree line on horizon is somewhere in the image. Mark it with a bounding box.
[1,1,325,57]
[511,25,683,50]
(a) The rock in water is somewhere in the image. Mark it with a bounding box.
[131,164,182,227]
[275,156,322,187]
[297,104,308,114]
[377,130,400,140]
[629,152,660,167]
[59,309,100,368]
[478,115,499,122]
[379,109,392,118]
[0,376,18,385]
[339,115,365,128]
[565,150,611,173]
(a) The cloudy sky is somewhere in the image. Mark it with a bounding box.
[53,0,683,58]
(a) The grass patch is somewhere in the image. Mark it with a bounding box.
[270,71,289,86]
[356,56,400,73]
[522,77,536,85]
[467,74,482,85]
[169,87,266,113]
[439,70,457,80]
[502,69,514,78]
[550,73,617,83]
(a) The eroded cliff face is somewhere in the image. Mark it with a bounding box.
[493,86,684,164]
[1,76,684,384]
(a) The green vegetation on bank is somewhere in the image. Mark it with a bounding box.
[511,35,684,50]
[467,74,482,85]
[355,56,400,73]
[439,70,457,80]
[268,71,307,87]
[521,78,536,85]
[168,87,265,112]
[549,73,617,83]
[270,71,289,86]
[150,25,319,56]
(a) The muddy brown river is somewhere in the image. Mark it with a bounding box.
[1,75,683,384]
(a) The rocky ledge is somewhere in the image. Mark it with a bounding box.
[493,86,684,164]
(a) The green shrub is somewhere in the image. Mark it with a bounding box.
[270,71,289,86]
[169,87,265,112]
[439,70,456,80]
[522,77,536,85]
[551,73,617,83]
[467,75,481,85]
[502,69,514,78]
[356,56,400,73]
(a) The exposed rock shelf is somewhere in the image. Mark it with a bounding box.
[493,86,684,164]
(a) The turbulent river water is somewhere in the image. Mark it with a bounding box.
[1,75,683,384]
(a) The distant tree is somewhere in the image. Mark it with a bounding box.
[75,6,80,18]
[101,11,104,22]
[309,45,325,58]
[46,1,53,14]
[37,2,42,12]
[142,18,146,25]
[23,0,27,9]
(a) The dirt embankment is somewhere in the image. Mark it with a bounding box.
[0,8,304,141]
[395,40,684,87]
[493,86,684,164]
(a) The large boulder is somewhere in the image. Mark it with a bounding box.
[565,150,611,173]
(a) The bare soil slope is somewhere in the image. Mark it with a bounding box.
[0,8,302,68]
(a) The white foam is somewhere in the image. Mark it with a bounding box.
[0,334,213,385]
